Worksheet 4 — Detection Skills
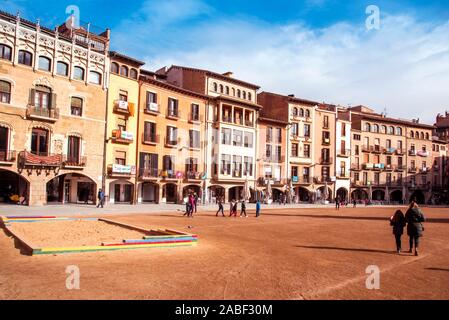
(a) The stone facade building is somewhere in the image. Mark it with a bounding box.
[0,12,109,205]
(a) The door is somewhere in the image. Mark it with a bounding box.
[124,184,132,203]
[64,181,70,203]
[114,184,121,203]
[0,127,8,161]
[31,128,48,156]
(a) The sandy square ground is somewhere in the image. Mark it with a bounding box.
[1,206,449,300]
[8,220,147,247]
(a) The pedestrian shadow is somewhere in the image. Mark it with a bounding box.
[425,267,449,272]
[264,213,449,224]
[296,245,397,255]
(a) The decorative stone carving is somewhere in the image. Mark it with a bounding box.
[33,77,54,90]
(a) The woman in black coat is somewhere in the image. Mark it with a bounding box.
[390,210,406,254]
[404,201,426,256]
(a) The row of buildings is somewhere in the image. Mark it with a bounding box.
[1,11,448,206]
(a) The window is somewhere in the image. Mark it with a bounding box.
[292,107,298,116]
[221,154,231,175]
[266,144,272,159]
[292,123,299,136]
[304,144,311,158]
[299,109,304,117]
[248,92,252,101]
[110,62,119,74]
[242,91,246,99]
[38,56,51,72]
[168,98,179,117]
[232,88,235,96]
[56,62,68,76]
[365,123,371,132]
[130,68,138,79]
[276,128,282,143]
[0,80,11,104]
[244,132,253,148]
[225,86,230,95]
[166,126,178,145]
[233,155,242,177]
[267,127,273,143]
[233,130,243,146]
[67,136,80,163]
[185,158,198,174]
[18,50,32,66]
[219,84,224,93]
[396,127,402,136]
[89,71,102,85]
[74,67,85,80]
[323,116,329,129]
[237,89,241,98]
[244,157,253,176]
[34,85,52,109]
[31,128,49,156]
[291,143,298,157]
[381,125,387,133]
[143,122,157,143]
[189,130,200,149]
[0,44,12,60]
[304,124,311,137]
[190,103,200,121]
[120,65,129,77]
[70,97,83,116]
[425,133,429,140]
[146,92,158,112]
[388,126,394,134]
[353,134,361,141]
[410,131,415,138]
[372,124,379,133]
[213,83,218,92]
[221,128,231,145]
[163,155,175,172]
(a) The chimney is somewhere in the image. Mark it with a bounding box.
[288,94,295,98]
[223,72,233,77]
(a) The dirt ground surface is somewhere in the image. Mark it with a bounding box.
[1,206,449,300]
[8,220,147,247]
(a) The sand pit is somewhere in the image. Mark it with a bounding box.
[10,220,146,248]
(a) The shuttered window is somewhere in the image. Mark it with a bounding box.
[0,80,11,104]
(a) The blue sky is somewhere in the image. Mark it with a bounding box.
[2,0,449,122]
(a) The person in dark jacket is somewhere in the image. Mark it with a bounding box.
[96,189,105,208]
[240,201,247,218]
[404,201,426,256]
[216,199,225,217]
[256,200,261,217]
[390,210,406,254]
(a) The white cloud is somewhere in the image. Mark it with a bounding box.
[113,0,449,123]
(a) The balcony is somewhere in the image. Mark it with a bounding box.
[396,148,404,155]
[433,165,440,171]
[336,171,351,179]
[417,150,429,157]
[322,138,331,146]
[165,137,178,148]
[142,133,159,145]
[145,102,160,115]
[372,145,385,154]
[19,151,62,168]
[139,168,159,180]
[408,149,417,156]
[185,171,203,181]
[291,135,301,141]
[113,100,135,116]
[264,155,285,163]
[385,147,396,155]
[314,176,333,184]
[160,169,178,180]
[408,167,418,173]
[337,149,351,157]
[62,155,86,168]
[166,109,181,120]
[108,164,136,177]
[351,164,362,171]
[0,150,16,165]
[373,163,385,171]
[385,164,394,171]
[245,119,254,127]
[188,113,202,124]
[362,145,373,153]
[291,176,311,185]
[26,106,59,122]
[395,165,406,172]
[111,130,134,144]
[319,157,333,165]
[419,167,430,174]
[363,163,374,170]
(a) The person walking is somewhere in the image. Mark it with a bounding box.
[335,196,340,211]
[256,200,261,218]
[188,194,195,217]
[240,200,247,218]
[405,201,426,256]
[390,210,406,254]
[216,199,225,217]
[229,199,237,217]
[184,199,192,217]
[193,193,198,213]
[353,198,357,208]
[96,189,105,208]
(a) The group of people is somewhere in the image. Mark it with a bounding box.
[184,193,199,218]
[390,201,426,256]
[216,198,261,218]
